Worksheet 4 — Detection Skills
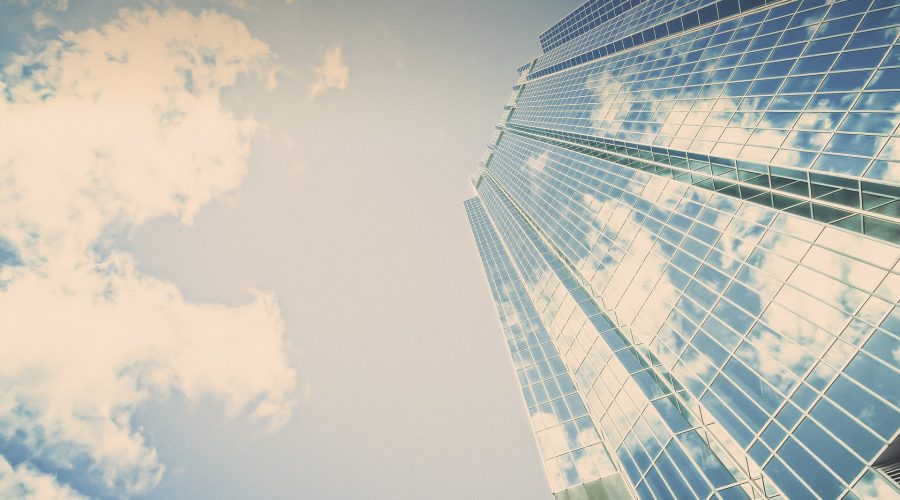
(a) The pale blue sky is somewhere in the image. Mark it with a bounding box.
[0,0,584,498]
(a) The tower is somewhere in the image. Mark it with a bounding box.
[465,0,900,498]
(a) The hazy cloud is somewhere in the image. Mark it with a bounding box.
[222,0,259,11]
[8,0,68,9]
[0,7,296,497]
[309,44,348,100]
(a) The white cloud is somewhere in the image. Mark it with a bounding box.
[0,7,296,497]
[526,151,549,174]
[0,456,85,500]
[309,44,348,101]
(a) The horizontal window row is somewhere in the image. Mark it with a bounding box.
[503,124,900,243]
[539,0,649,53]
[530,0,782,80]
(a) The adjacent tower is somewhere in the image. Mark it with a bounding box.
[465,0,900,498]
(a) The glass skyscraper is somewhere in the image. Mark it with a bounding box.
[464,0,900,498]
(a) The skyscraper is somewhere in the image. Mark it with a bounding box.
[464,0,900,498]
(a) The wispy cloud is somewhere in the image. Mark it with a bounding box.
[31,10,52,29]
[11,0,69,30]
[0,7,296,497]
[309,44,348,101]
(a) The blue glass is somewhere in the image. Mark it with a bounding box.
[793,417,863,482]
[776,437,845,497]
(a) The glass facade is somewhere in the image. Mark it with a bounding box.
[465,1,900,498]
